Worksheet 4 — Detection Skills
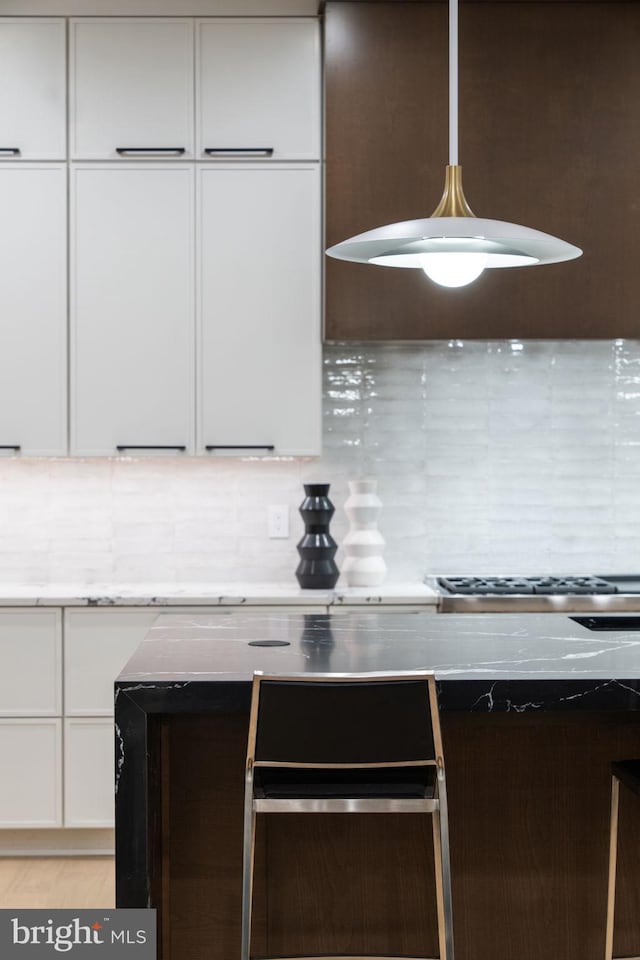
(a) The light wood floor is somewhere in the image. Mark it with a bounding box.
[0,857,115,908]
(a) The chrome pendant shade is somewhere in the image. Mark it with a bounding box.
[326,0,582,288]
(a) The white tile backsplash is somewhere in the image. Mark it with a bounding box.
[0,339,639,584]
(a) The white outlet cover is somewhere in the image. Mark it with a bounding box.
[268,505,290,539]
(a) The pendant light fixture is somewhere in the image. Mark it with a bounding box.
[326,0,582,288]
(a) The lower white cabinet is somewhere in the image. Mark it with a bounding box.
[0,611,62,828]
[0,609,62,827]
[0,719,62,827]
[64,718,114,827]
[0,609,61,717]
[0,606,142,829]
[0,603,376,832]
[65,609,161,716]
[64,609,159,828]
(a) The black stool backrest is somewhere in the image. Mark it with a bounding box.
[249,671,441,767]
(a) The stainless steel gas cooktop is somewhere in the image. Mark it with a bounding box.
[429,574,640,612]
[438,575,618,595]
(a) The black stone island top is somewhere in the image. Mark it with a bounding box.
[115,610,640,712]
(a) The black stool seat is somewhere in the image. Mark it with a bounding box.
[254,766,436,800]
[612,759,640,797]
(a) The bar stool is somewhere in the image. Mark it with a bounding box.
[605,759,640,960]
[241,670,454,960]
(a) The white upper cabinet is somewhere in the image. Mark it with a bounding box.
[71,164,195,456]
[0,19,66,160]
[197,164,321,456]
[0,165,67,456]
[2,15,322,459]
[70,18,194,160]
[196,19,320,161]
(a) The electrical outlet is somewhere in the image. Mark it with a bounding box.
[268,505,290,539]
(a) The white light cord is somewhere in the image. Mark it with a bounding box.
[449,0,458,165]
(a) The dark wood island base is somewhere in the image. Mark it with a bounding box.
[115,612,640,960]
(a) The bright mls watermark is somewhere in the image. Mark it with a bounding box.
[0,910,156,959]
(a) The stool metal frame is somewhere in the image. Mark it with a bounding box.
[605,760,640,960]
[240,670,454,960]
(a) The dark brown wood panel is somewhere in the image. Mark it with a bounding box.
[162,715,268,960]
[264,813,438,956]
[325,2,640,339]
[159,711,640,960]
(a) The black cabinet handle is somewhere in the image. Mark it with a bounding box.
[116,445,187,451]
[116,147,186,156]
[203,148,274,157]
[0,445,20,450]
[0,148,20,156]
[205,445,275,451]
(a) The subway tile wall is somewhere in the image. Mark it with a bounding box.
[0,339,638,584]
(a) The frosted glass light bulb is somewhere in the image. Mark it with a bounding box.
[420,252,486,287]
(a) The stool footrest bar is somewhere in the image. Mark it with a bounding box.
[254,798,437,813]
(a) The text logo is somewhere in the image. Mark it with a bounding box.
[0,910,155,959]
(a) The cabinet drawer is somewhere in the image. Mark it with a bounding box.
[0,719,62,827]
[0,610,61,716]
[64,718,114,827]
[0,19,66,160]
[65,609,160,716]
[70,18,194,160]
[196,19,320,161]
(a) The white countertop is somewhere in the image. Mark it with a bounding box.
[0,581,439,607]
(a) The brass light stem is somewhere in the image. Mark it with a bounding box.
[430,165,476,218]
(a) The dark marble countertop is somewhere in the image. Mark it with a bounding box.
[115,610,640,712]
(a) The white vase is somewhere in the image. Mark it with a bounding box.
[342,478,386,587]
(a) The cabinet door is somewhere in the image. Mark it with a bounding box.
[64,719,114,827]
[0,19,66,160]
[197,165,321,456]
[71,164,195,456]
[0,610,61,717]
[196,19,320,161]
[65,609,160,716]
[0,720,62,827]
[0,165,67,455]
[70,18,194,160]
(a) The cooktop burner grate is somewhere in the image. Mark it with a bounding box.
[437,576,619,595]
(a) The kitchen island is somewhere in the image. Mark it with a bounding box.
[115,611,640,960]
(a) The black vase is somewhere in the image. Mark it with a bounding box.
[295,483,339,589]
